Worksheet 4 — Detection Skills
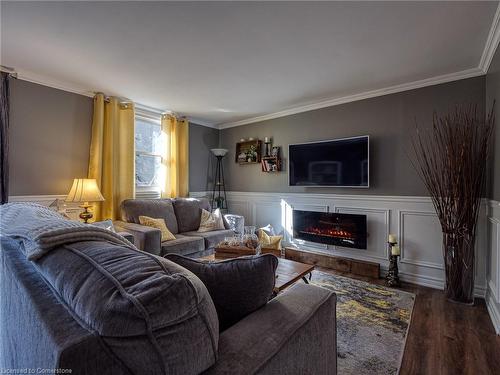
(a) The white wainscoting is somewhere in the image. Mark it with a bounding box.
[486,199,500,334]
[193,191,489,296]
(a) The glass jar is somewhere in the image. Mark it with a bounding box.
[242,226,261,254]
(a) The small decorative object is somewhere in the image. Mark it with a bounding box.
[411,104,494,304]
[237,151,247,163]
[210,148,228,211]
[65,178,105,223]
[216,227,261,256]
[245,145,258,162]
[386,236,401,287]
[239,138,246,142]
[248,137,255,141]
[242,226,261,253]
[214,196,225,209]
[264,137,271,157]
[271,146,280,157]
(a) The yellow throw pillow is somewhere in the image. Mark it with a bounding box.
[258,229,282,250]
[198,208,225,233]
[139,216,176,242]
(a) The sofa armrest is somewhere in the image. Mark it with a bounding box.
[116,231,135,244]
[204,283,337,375]
[113,221,161,255]
[223,214,245,234]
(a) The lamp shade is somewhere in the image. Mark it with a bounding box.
[66,179,105,203]
[211,148,228,157]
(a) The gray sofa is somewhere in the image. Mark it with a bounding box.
[0,236,337,374]
[115,198,238,258]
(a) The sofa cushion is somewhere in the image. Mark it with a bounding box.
[161,234,205,256]
[172,198,211,233]
[165,254,278,331]
[30,240,219,374]
[183,229,235,249]
[120,199,179,234]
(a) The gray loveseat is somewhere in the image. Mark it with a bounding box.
[115,198,238,258]
[0,236,337,374]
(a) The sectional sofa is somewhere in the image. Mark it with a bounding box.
[115,198,238,258]
[0,235,338,374]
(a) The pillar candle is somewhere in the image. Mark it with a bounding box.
[391,245,401,256]
[388,234,397,243]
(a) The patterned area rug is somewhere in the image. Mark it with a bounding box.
[311,271,415,375]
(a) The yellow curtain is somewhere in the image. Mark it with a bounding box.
[88,93,135,221]
[161,114,189,198]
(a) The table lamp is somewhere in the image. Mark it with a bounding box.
[65,178,105,223]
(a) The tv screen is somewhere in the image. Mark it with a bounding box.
[288,136,369,187]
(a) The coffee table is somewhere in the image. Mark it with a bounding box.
[274,258,315,294]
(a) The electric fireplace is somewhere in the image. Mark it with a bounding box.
[293,210,367,249]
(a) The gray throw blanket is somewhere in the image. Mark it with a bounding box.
[0,202,137,260]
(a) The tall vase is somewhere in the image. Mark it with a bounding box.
[443,231,475,305]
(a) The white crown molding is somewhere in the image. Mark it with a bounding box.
[16,69,95,98]
[15,70,219,129]
[479,2,500,74]
[187,117,219,129]
[217,67,484,129]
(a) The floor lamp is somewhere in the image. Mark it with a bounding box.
[210,148,228,211]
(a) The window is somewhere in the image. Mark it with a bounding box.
[135,113,165,198]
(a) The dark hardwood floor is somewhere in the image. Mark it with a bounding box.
[315,266,500,375]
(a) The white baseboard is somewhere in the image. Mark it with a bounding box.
[486,289,500,334]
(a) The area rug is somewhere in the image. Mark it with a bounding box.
[311,271,415,375]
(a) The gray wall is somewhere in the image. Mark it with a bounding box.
[9,76,490,198]
[220,76,486,196]
[486,47,500,201]
[9,79,93,196]
[8,79,219,196]
[189,123,219,191]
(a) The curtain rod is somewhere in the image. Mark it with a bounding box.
[95,92,185,119]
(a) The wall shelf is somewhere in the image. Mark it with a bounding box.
[235,140,262,165]
[261,156,282,172]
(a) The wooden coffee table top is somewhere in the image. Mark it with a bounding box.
[274,258,315,293]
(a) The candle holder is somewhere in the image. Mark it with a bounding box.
[386,241,401,287]
[264,140,271,157]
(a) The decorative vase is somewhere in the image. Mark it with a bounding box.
[443,232,475,304]
[242,226,261,254]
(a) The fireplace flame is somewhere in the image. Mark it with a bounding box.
[300,226,355,239]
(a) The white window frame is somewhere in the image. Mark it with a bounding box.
[135,109,164,199]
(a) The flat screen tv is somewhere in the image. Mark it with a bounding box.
[288,136,369,187]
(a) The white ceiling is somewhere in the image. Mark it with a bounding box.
[2,1,499,128]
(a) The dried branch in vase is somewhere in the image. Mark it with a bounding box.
[411,104,494,304]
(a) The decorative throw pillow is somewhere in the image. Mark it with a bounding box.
[258,224,276,236]
[139,215,176,242]
[198,208,225,233]
[91,219,116,232]
[165,253,278,331]
[258,229,283,250]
